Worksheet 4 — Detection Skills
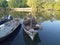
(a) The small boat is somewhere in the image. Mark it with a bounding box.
[23,24,42,40]
[22,14,42,40]
[0,18,21,42]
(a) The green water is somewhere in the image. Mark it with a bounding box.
[0,10,60,22]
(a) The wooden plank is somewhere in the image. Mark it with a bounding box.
[10,8,32,12]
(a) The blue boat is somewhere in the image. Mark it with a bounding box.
[0,18,21,42]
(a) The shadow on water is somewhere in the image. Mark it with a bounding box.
[23,30,41,45]
[0,24,21,45]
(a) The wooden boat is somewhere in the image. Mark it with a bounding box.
[23,17,42,40]
[23,24,42,40]
[0,18,21,42]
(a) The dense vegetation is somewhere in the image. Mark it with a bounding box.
[8,0,28,8]
[0,0,60,21]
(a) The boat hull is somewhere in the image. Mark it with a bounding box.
[0,19,21,42]
[0,24,21,42]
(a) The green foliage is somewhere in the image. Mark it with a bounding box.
[2,0,8,8]
[27,0,46,15]
[8,0,20,8]
[27,0,60,21]
[0,0,60,21]
[9,11,28,18]
[54,2,60,10]
[8,0,28,8]
[0,0,8,8]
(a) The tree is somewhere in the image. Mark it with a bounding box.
[0,0,8,8]
[2,0,8,8]
[0,0,3,7]
[0,0,8,12]
[0,0,8,16]
[8,0,28,8]
[27,0,46,16]
[27,0,58,21]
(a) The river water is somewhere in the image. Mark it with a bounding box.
[0,20,60,45]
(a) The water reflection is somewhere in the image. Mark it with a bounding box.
[0,20,60,45]
[23,30,41,45]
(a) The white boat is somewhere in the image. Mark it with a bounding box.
[0,18,21,41]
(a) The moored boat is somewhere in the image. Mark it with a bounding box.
[22,13,42,40]
[0,18,21,42]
